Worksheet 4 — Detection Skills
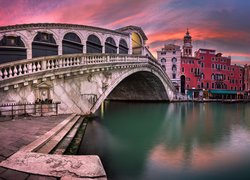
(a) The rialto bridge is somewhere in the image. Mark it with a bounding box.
[0,23,175,114]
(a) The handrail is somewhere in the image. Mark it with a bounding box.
[0,102,61,119]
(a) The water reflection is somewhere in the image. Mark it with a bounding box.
[79,102,250,180]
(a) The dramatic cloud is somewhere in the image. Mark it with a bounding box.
[0,0,249,64]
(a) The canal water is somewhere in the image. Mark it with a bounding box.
[78,102,250,180]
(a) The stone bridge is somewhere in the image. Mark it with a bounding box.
[0,53,175,114]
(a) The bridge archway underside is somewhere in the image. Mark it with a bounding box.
[0,54,175,114]
[107,72,168,101]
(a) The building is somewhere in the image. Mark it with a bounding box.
[157,44,181,92]
[244,65,250,97]
[178,30,244,99]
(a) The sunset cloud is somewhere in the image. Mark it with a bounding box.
[0,0,249,64]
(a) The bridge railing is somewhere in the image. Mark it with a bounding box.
[0,102,60,119]
[0,54,149,81]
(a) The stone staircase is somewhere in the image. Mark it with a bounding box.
[0,114,106,179]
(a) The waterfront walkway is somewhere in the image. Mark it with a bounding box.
[0,115,69,180]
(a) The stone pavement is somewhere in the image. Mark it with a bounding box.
[0,114,69,180]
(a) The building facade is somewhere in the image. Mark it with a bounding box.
[244,65,250,96]
[157,44,181,92]
[177,30,244,99]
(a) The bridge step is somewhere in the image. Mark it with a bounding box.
[35,115,81,154]
[52,116,85,154]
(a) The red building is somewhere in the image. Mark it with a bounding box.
[180,30,244,99]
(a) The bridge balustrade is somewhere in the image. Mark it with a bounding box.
[0,54,150,81]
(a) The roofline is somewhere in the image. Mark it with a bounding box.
[116,25,148,40]
[0,23,129,36]
[198,48,216,52]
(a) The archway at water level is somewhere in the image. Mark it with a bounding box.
[107,71,169,101]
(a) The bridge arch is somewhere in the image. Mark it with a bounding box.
[91,67,173,113]
[119,39,129,54]
[105,37,117,54]
[32,31,58,58]
[86,34,102,53]
[132,32,143,55]
[0,34,27,63]
[62,32,83,54]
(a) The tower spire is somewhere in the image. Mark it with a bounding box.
[183,29,192,57]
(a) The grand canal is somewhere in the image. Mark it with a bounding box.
[78,102,250,180]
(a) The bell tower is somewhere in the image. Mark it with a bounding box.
[182,29,192,57]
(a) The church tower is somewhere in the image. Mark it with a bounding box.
[182,29,192,57]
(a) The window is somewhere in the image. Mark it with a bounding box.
[212,64,214,68]
[201,62,204,68]
[161,52,166,55]
[172,64,177,71]
[182,67,184,72]
[207,82,209,89]
[201,73,205,79]
[212,83,214,88]
[172,73,176,79]
[161,58,166,63]
[172,57,177,63]
[191,68,193,73]
[211,74,215,80]
[201,83,204,88]
[224,65,226,70]
[173,51,176,54]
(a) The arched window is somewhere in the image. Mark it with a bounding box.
[63,32,83,54]
[32,32,58,58]
[105,37,117,54]
[172,57,177,63]
[119,39,128,54]
[0,35,27,63]
[172,64,177,71]
[211,74,214,80]
[161,58,166,63]
[86,34,102,53]
[201,73,205,79]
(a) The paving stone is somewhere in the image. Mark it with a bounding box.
[0,169,29,180]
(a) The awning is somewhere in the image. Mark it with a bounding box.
[208,90,239,95]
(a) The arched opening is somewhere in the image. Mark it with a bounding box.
[119,39,128,54]
[62,32,83,54]
[107,71,169,101]
[0,35,27,64]
[105,37,117,54]
[86,34,102,53]
[181,75,186,94]
[172,64,177,72]
[32,32,58,58]
[172,57,177,63]
[132,32,142,55]
[161,58,166,63]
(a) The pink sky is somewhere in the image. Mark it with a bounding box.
[0,0,249,64]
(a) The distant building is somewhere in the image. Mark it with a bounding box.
[244,65,250,96]
[160,29,245,99]
[157,44,181,92]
